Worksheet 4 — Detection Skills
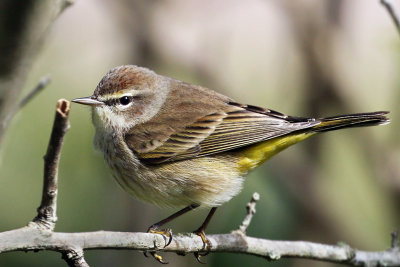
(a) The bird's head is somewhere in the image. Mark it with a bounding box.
[72,65,170,133]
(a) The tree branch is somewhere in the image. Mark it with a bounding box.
[0,0,72,147]
[62,249,90,267]
[380,0,400,35]
[18,75,51,109]
[32,99,70,230]
[236,192,259,234]
[391,231,399,249]
[0,228,399,266]
[1,75,51,133]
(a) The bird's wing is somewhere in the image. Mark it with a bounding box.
[125,99,320,164]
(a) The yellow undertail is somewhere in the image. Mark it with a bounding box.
[236,110,389,174]
[237,132,315,174]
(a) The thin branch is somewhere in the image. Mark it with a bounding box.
[62,249,90,267]
[1,75,51,132]
[392,231,399,249]
[0,0,72,147]
[18,75,51,109]
[235,192,259,234]
[0,229,399,266]
[381,0,400,35]
[33,99,70,231]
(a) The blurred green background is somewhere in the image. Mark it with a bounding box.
[0,0,399,266]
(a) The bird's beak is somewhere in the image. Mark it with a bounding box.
[71,96,104,106]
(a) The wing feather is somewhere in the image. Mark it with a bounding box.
[133,105,319,164]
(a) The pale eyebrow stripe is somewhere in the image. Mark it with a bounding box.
[98,89,152,101]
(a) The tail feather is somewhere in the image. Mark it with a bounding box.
[312,111,390,132]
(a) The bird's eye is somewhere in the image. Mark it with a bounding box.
[119,96,131,105]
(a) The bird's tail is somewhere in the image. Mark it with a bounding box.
[312,111,390,132]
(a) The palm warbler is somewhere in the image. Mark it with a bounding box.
[72,65,389,261]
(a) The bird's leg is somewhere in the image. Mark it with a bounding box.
[145,204,199,263]
[148,203,200,246]
[193,207,217,263]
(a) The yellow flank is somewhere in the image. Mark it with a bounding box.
[237,132,315,174]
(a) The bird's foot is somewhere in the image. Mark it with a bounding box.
[193,229,211,264]
[144,251,169,264]
[147,227,173,247]
[144,227,173,264]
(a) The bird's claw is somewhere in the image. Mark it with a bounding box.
[144,227,173,264]
[193,229,211,263]
[194,251,207,264]
[148,227,173,247]
[147,251,168,264]
[144,249,169,264]
[194,229,212,251]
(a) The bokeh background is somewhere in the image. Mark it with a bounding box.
[0,0,399,266]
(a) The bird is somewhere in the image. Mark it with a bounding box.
[72,65,389,263]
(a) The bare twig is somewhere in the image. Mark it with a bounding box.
[235,192,260,234]
[392,231,399,249]
[33,99,70,231]
[381,0,400,35]
[62,249,90,267]
[0,0,72,147]
[0,229,399,266]
[1,75,51,131]
[18,75,51,109]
